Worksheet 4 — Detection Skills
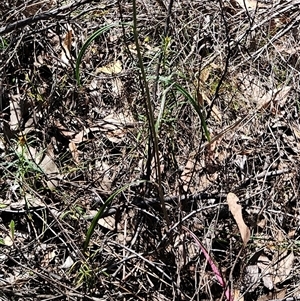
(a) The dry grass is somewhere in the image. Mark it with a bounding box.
[1,0,300,300]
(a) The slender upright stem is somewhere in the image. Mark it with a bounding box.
[132,0,170,227]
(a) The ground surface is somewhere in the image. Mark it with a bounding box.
[1,0,300,300]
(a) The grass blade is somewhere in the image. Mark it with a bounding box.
[174,83,210,141]
[75,23,129,86]
[83,180,145,252]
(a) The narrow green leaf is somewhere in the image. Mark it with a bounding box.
[173,83,210,141]
[76,23,130,86]
[83,180,145,252]
[9,220,15,240]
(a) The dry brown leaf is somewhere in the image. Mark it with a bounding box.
[3,235,13,247]
[54,121,77,139]
[199,65,212,83]
[197,64,222,122]
[257,289,286,301]
[243,265,260,292]
[71,129,88,143]
[111,78,123,97]
[60,256,74,269]
[15,141,61,190]
[105,129,127,143]
[22,0,56,16]
[25,193,44,208]
[55,113,135,145]
[61,26,73,65]
[96,60,122,74]
[275,44,300,55]
[10,200,25,210]
[150,153,164,181]
[227,192,250,246]
[41,249,57,266]
[291,122,300,140]
[276,230,284,242]
[39,154,61,189]
[235,0,270,9]
[273,251,294,285]
[233,289,244,301]
[68,141,80,164]
[198,172,218,192]
[258,250,294,289]
[180,152,201,192]
[256,218,266,228]
[288,229,296,238]
[97,215,115,231]
[54,122,88,145]
[10,94,22,131]
[102,113,134,143]
[257,86,291,110]
[257,254,274,289]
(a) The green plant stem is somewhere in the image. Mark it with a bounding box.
[132,0,170,228]
[83,181,146,252]
[173,83,210,142]
[75,23,116,86]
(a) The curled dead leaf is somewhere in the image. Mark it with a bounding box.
[61,25,74,66]
[257,86,291,111]
[227,192,250,246]
[257,250,294,290]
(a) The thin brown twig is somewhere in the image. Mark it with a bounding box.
[0,0,93,35]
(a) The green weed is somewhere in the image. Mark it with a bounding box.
[0,37,8,50]
[9,220,15,241]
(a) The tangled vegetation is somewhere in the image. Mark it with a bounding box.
[1,0,300,300]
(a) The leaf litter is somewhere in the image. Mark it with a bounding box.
[1,1,300,300]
